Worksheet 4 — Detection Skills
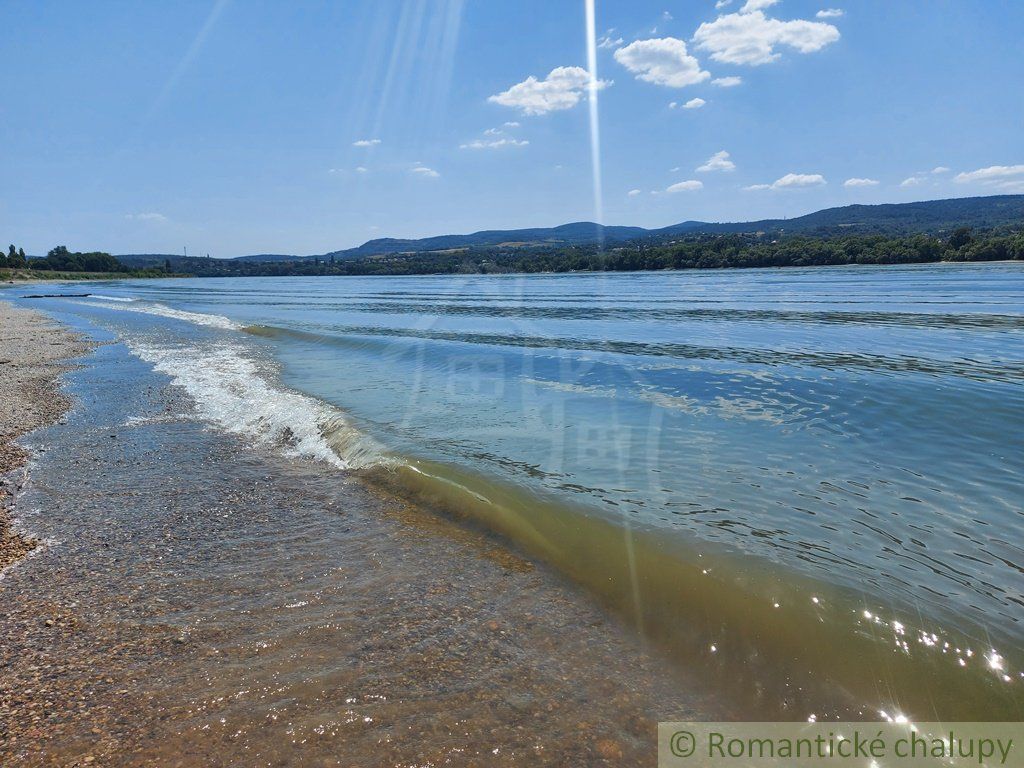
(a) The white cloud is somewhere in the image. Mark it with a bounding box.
[463,124,529,150]
[694,10,840,66]
[628,188,642,196]
[668,101,678,109]
[663,11,674,20]
[352,138,381,147]
[746,172,826,190]
[460,137,529,150]
[843,177,879,187]
[670,166,681,172]
[712,76,743,87]
[816,8,845,18]
[613,38,710,88]
[666,179,704,192]
[697,150,735,172]
[683,97,706,109]
[931,166,950,174]
[954,164,1024,185]
[355,166,368,174]
[900,176,922,187]
[489,66,610,115]
[410,163,440,178]
[739,0,779,12]
[125,212,168,223]
[598,33,624,49]
[715,0,733,8]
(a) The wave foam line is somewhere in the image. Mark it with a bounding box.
[77,300,241,330]
[128,340,387,470]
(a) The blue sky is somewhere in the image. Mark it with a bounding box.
[2,0,1022,257]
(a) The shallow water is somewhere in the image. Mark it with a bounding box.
[0,331,721,766]
[4,262,1024,727]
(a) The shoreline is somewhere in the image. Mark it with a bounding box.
[0,301,93,573]
[0,300,726,765]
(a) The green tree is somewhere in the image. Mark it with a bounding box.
[6,244,26,268]
[949,227,973,249]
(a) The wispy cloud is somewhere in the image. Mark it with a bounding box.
[461,124,529,150]
[125,212,168,223]
[931,166,950,174]
[628,188,642,196]
[697,150,735,172]
[614,38,710,88]
[489,66,610,115]
[900,176,923,187]
[843,177,879,187]
[711,76,743,87]
[410,163,440,178]
[816,8,845,18]
[954,164,1024,185]
[666,179,703,192]
[745,172,826,190]
[352,138,381,147]
[460,137,529,150]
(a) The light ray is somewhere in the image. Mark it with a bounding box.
[584,0,604,240]
[146,0,231,122]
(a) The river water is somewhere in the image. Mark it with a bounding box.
[4,262,1022,759]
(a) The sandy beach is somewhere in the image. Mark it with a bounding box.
[0,301,93,572]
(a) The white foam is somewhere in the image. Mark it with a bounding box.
[77,300,241,330]
[127,340,387,470]
[89,294,135,303]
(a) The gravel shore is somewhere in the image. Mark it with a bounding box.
[0,300,93,572]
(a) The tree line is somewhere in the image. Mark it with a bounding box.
[1,245,172,275]
[164,227,1024,278]
[7,226,1023,279]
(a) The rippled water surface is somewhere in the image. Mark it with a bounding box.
[8,261,1024,723]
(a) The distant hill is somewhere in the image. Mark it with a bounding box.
[118,195,1024,266]
[321,222,652,261]
[654,195,1024,238]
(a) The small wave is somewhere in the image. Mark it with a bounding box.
[78,300,241,330]
[90,295,136,303]
[127,340,387,470]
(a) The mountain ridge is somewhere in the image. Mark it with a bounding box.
[117,194,1024,267]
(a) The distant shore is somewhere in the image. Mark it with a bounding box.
[2,269,180,282]
[0,302,93,572]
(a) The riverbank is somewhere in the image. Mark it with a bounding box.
[1,269,183,282]
[0,304,725,765]
[0,302,93,572]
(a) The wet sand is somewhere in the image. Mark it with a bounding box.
[0,302,93,571]
[0,312,727,765]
